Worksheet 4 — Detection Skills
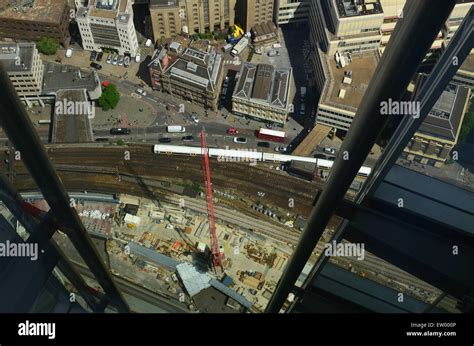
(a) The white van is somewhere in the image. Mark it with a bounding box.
[167,126,186,133]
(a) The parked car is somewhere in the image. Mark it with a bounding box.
[265,123,273,129]
[90,51,97,61]
[96,51,103,61]
[191,115,199,124]
[106,54,112,64]
[135,88,146,96]
[159,137,172,143]
[65,48,73,58]
[118,55,124,66]
[233,137,247,144]
[257,142,270,148]
[124,56,130,67]
[274,146,287,152]
[324,147,336,155]
[112,55,118,65]
[227,127,238,135]
[110,128,130,135]
[90,62,102,70]
[267,50,280,57]
[182,135,194,142]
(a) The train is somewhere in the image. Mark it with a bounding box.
[153,144,372,177]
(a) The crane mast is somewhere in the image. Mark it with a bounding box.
[200,130,224,271]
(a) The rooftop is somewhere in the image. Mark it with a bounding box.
[52,89,93,143]
[459,52,474,73]
[42,62,101,98]
[320,49,379,112]
[418,80,470,141]
[233,62,292,109]
[0,0,67,22]
[335,0,383,18]
[0,42,35,73]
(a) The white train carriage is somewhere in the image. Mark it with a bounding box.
[153,145,203,156]
[263,153,317,164]
[209,148,263,162]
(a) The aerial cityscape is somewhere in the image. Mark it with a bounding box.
[0,0,473,342]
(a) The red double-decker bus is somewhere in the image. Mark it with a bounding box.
[258,128,286,142]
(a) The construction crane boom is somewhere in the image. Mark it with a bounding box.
[200,130,224,271]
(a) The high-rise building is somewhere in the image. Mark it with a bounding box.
[0,42,44,97]
[76,0,139,57]
[275,0,310,26]
[149,0,236,40]
[235,0,275,31]
[0,0,70,47]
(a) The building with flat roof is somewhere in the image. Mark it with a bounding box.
[313,48,379,131]
[148,42,224,110]
[149,0,236,40]
[51,89,94,144]
[232,62,292,127]
[0,0,70,47]
[76,0,139,56]
[0,42,44,97]
[275,0,310,26]
[452,51,474,91]
[42,62,102,100]
[310,0,384,57]
[402,80,471,167]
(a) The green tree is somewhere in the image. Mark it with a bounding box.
[458,102,474,143]
[99,84,120,111]
[116,139,125,145]
[36,38,59,55]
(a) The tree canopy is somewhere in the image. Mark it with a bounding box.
[36,38,59,55]
[99,84,120,111]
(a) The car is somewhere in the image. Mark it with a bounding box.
[274,146,287,152]
[90,62,102,70]
[106,54,112,64]
[124,56,130,67]
[265,123,273,129]
[267,50,279,57]
[135,88,146,96]
[257,141,270,148]
[90,51,97,61]
[182,135,194,142]
[97,52,103,61]
[65,48,73,58]
[324,147,336,155]
[118,55,124,66]
[112,55,118,65]
[233,137,247,144]
[227,127,238,135]
[159,137,172,143]
[191,116,199,124]
[110,128,131,135]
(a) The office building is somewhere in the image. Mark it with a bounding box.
[0,42,44,97]
[76,0,139,57]
[148,41,224,110]
[236,0,275,31]
[232,62,292,127]
[402,80,471,167]
[0,0,70,47]
[149,0,236,40]
[275,0,310,26]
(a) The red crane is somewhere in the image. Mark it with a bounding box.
[200,130,224,271]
